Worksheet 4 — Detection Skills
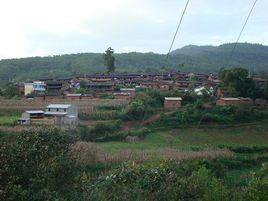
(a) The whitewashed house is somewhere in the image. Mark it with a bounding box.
[44,104,78,126]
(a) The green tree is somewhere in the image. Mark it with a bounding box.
[219,67,262,99]
[103,47,115,73]
[0,128,81,201]
[2,83,19,99]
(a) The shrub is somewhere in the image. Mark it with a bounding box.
[244,163,268,201]
[78,121,122,142]
[85,161,232,201]
[0,128,82,201]
[70,141,105,165]
[123,100,152,121]
[154,105,268,127]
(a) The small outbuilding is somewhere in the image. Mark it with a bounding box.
[18,110,44,125]
[164,97,182,109]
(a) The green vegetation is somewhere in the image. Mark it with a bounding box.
[0,112,20,126]
[78,120,122,142]
[1,122,268,200]
[0,43,267,85]
[1,64,268,200]
[154,104,268,127]
[0,128,82,201]
[219,67,265,99]
[98,122,268,152]
[0,83,20,99]
[103,47,116,73]
[123,89,180,121]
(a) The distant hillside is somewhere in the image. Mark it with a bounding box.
[0,43,267,85]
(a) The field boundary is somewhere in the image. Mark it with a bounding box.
[148,119,268,131]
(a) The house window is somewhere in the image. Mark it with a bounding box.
[64,109,66,112]
[57,108,59,112]
[48,108,50,111]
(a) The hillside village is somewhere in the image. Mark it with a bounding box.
[15,71,267,100]
[0,68,268,201]
[3,70,264,126]
[1,0,268,199]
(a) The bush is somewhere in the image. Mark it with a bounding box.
[123,100,153,121]
[244,163,268,201]
[218,145,268,154]
[0,128,82,201]
[154,105,268,127]
[85,161,232,201]
[70,141,105,165]
[78,121,122,142]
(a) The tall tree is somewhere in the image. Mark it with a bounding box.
[103,47,115,73]
[2,83,19,99]
[219,67,262,99]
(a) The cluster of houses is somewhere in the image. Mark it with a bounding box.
[17,72,220,100]
[15,72,267,126]
[16,72,267,102]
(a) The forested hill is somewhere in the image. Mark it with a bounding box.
[0,43,267,84]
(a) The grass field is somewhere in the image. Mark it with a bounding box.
[0,113,20,126]
[98,123,268,152]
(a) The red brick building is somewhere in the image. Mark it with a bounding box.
[164,97,182,109]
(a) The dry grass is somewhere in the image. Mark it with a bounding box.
[70,141,234,165]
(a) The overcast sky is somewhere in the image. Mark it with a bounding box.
[0,0,267,59]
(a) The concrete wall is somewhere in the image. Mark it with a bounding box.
[24,83,34,96]
[67,105,78,117]
[54,115,77,126]
[21,112,30,119]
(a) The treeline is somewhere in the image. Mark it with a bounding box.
[0,43,268,85]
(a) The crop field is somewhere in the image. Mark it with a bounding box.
[0,98,128,113]
[98,122,268,152]
[0,112,20,126]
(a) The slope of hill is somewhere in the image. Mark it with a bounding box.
[0,43,267,85]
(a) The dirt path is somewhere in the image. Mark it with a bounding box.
[121,112,173,132]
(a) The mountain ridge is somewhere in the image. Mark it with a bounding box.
[0,43,267,85]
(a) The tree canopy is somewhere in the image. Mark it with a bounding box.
[103,47,115,73]
[219,67,263,99]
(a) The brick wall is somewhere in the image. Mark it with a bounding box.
[164,100,181,109]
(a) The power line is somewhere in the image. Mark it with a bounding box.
[165,0,190,65]
[229,0,259,62]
